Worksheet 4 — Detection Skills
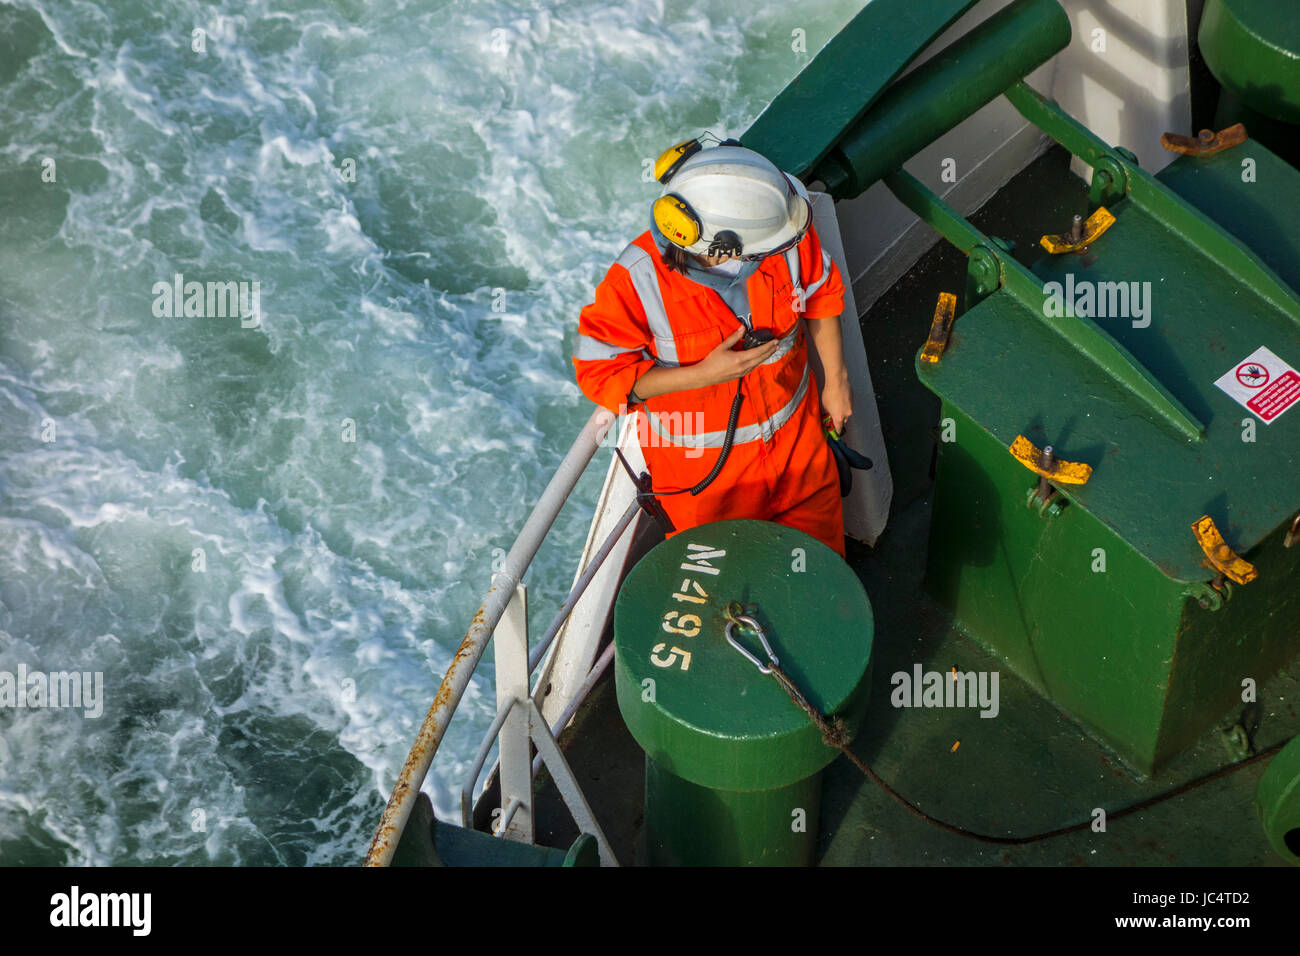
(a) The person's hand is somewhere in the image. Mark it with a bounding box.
[821,371,853,434]
[691,326,780,387]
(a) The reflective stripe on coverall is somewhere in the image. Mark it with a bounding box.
[572,226,846,557]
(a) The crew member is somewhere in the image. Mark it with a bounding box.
[572,136,851,556]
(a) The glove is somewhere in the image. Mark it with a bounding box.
[824,416,873,497]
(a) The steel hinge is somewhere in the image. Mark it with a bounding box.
[1039,207,1116,255]
[1160,123,1247,158]
[1191,514,1257,586]
[920,292,957,364]
[1183,581,1227,612]
[1010,435,1092,517]
[1009,435,1093,484]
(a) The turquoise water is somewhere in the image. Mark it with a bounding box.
[0,0,857,864]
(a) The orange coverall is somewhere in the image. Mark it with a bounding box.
[572,226,846,557]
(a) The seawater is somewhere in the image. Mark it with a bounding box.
[0,0,858,864]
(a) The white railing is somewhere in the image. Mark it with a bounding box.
[364,407,640,867]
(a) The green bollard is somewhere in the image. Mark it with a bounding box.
[643,760,825,866]
[1257,735,1300,866]
[614,519,874,866]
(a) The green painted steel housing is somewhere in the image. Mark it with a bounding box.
[613,520,873,865]
[749,0,1300,776]
[917,138,1300,776]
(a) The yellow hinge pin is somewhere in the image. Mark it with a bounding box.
[1191,515,1257,586]
[1039,206,1116,254]
[1008,435,1093,485]
[1160,123,1248,158]
[920,292,957,364]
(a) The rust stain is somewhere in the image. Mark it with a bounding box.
[365,594,508,865]
[367,594,509,864]
[1160,123,1247,157]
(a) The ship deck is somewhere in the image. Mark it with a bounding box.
[525,145,1300,866]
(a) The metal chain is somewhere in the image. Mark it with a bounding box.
[722,602,1287,847]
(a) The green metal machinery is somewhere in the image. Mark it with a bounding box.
[753,0,1300,775]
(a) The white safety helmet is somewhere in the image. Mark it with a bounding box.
[652,139,811,260]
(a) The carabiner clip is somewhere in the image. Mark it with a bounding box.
[725,614,779,674]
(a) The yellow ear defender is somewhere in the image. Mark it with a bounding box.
[650,135,745,251]
[653,194,701,248]
[653,139,703,184]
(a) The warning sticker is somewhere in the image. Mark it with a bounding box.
[1215,346,1300,424]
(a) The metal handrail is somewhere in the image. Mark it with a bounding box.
[494,797,524,836]
[364,406,620,866]
[530,641,616,778]
[528,500,641,672]
[460,696,520,827]
[458,500,639,827]
[457,639,619,828]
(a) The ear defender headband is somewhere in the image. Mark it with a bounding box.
[653,138,705,185]
[651,136,744,254]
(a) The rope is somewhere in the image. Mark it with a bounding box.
[724,604,1284,846]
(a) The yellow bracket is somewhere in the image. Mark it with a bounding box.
[920,292,957,364]
[1160,123,1247,158]
[1191,515,1257,585]
[1039,207,1116,254]
[1008,435,1092,484]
